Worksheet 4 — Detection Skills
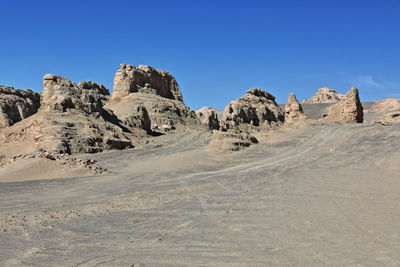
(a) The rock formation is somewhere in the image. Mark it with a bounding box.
[112,64,183,101]
[370,99,400,113]
[204,111,220,130]
[107,64,202,133]
[0,75,146,155]
[196,106,220,130]
[220,88,284,130]
[370,99,400,124]
[322,87,363,123]
[0,86,40,128]
[206,131,258,152]
[303,88,346,104]
[284,93,307,123]
[41,74,109,113]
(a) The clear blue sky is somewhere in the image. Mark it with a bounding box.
[1,0,399,109]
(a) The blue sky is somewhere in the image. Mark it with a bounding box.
[1,0,399,109]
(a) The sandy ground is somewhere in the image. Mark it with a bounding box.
[0,158,92,182]
[0,121,400,266]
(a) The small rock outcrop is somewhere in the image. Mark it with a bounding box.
[111,64,183,101]
[206,131,258,152]
[303,88,346,104]
[204,111,220,130]
[0,149,106,174]
[284,93,307,123]
[322,87,363,123]
[41,74,109,113]
[221,88,284,130]
[196,106,220,130]
[0,86,40,128]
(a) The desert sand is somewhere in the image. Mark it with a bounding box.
[1,118,400,266]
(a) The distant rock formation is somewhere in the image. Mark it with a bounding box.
[107,64,201,133]
[370,99,400,124]
[284,93,307,123]
[370,99,400,113]
[0,86,40,128]
[303,88,346,104]
[322,87,363,123]
[220,88,284,131]
[112,64,183,101]
[196,106,220,130]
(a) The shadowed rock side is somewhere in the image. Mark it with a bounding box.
[303,87,346,104]
[112,64,183,101]
[284,93,307,123]
[0,75,145,155]
[0,86,40,128]
[220,88,284,131]
[322,87,363,123]
[196,106,220,130]
[107,64,202,133]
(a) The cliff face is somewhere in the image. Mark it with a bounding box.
[112,64,183,101]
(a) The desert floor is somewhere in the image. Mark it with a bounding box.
[0,121,400,266]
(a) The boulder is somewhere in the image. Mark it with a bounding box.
[303,88,346,104]
[111,64,183,101]
[220,88,284,130]
[284,93,307,123]
[322,87,363,123]
[0,86,40,128]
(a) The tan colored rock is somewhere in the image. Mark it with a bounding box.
[107,64,202,133]
[322,87,363,123]
[111,64,183,101]
[119,105,151,133]
[0,86,40,128]
[206,131,258,152]
[369,99,400,124]
[284,93,307,123]
[303,88,346,104]
[370,99,400,113]
[195,106,218,118]
[221,88,284,131]
[196,106,220,130]
[41,74,109,113]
